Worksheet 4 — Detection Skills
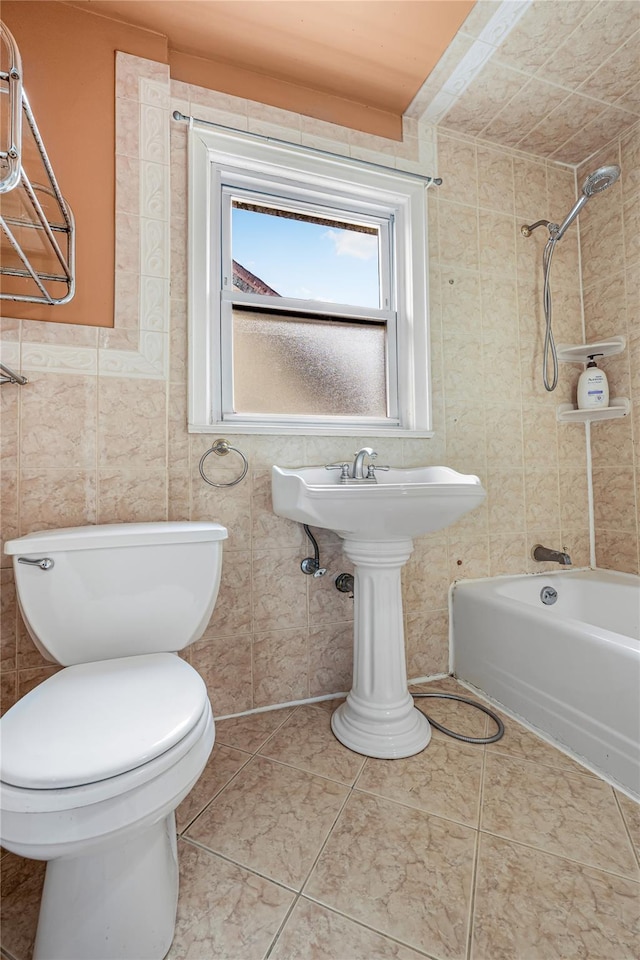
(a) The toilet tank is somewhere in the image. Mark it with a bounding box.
[5,522,228,666]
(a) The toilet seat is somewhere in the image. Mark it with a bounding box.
[0,699,214,863]
[1,653,208,791]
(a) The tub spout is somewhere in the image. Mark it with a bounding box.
[532,544,572,565]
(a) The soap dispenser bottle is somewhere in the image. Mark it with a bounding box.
[577,354,609,409]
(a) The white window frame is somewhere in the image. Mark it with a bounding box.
[188,121,432,437]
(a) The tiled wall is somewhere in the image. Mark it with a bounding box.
[579,125,640,574]
[1,55,593,717]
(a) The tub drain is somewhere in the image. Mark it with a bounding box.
[540,585,558,605]
[412,693,504,744]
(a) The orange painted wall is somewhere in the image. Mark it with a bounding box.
[170,49,402,141]
[1,1,167,326]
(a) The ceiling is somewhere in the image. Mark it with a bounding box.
[67,0,639,165]
[68,0,474,115]
[409,0,640,165]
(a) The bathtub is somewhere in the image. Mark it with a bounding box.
[451,569,640,799]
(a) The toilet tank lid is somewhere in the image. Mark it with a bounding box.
[5,521,228,554]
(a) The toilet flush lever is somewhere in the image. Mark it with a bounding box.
[17,556,54,570]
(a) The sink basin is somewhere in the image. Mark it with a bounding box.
[271,464,486,541]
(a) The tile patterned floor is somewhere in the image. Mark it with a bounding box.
[1,679,639,960]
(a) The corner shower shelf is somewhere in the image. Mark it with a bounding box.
[556,336,628,423]
[556,336,626,364]
[556,397,631,423]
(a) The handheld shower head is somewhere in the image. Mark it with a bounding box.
[552,163,621,240]
[582,164,621,197]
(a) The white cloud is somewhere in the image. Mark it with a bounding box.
[324,229,378,261]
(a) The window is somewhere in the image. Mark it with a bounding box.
[188,123,431,436]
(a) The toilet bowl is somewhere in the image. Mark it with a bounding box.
[1,522,227,960]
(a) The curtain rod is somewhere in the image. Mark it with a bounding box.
[172,110,442,187]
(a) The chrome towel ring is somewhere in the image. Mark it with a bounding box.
[199,439,248,487]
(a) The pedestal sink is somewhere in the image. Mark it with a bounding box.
[271,464,487,759]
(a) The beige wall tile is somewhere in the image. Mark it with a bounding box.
[1,669,18,716]
[20,469,97,534]
[487,469,526,532]
[436,135,477,207]
[402,538,450,616]
[250,470,305,552]
[190,632,252,716]
[592,466,636,531]
[405,609,449,679]
[307,545,354,627]
[447,535,490,582]
[308,621,353,697]
[252,548,308,633]
[560,527,591,569]
[595,529,639,574]
[591,415,634,466]
[20,374,97,470]
[98,377,167,467]
[437,200,479,270]
[478,211,516,277]
[253,627,309,706]
[0,470,18,568]
[205,550,252,639]
[514,157,550,221]
[97,468,167,522]
[18,666,61,699]
[1,568,17,671]
[489,534,528,577]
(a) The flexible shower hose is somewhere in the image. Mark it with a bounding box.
[412,692,504,744]
[542,235,559,392]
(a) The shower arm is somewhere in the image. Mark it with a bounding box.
[520,219,551,238]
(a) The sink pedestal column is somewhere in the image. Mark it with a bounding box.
[331,537,431,759]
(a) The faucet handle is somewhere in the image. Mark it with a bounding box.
[365,464,389,479]
[326,462,351,480]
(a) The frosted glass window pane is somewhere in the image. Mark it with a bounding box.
[232,309,387,417]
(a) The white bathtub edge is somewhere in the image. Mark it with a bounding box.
[452,675,640,805]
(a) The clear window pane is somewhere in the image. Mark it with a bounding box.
[231,201,381,309]
[232,308,387,417]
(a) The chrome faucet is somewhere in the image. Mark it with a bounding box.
[532,544,572,566]
[352,447,376,480]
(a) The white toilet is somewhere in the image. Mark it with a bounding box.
[0,521,227,960]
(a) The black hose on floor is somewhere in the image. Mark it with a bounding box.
[413,692,504,744]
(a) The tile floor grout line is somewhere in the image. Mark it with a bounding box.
[349,782,483,832]
[248,750,362,789]
[486,744,601,780]
[299,891,441,960]
[477,827,640,884]
[297,778,356,897]
[465,744,487,960]
[612,788,640,871]
[178,835,300,895]
[0,946,19,960]
[215,702,303,752]
[263,891,303,960]
[177,751,254,836]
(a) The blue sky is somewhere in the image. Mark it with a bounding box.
[232,206,380,309]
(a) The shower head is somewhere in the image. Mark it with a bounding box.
[552,164,621,240]
[581,164,621,197]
